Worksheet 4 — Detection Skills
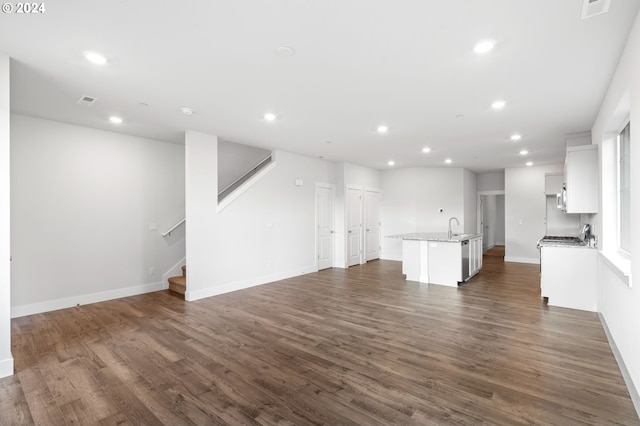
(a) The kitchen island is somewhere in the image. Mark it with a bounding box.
[388,233,483,287]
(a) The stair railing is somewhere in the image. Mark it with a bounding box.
[218,154,272,202]
[162,218,185,237]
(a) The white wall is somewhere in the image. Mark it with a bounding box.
[591,9,640,413]
[331,162,346,268]
[382,167,471,260]
[505,164,563,263]
[10,115,186,316]
[0,52,13,378]
[217,139,271,191]
[477,171,505,191]
[463,169,477,233]
[344,162,382,189]
[495,195,505,245]
[185,131,334,301]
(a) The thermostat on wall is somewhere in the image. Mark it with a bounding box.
[294,179,303,186]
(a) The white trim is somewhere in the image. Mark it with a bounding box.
[599,250,631,287]
[476,190,505,235]
[11,281,165,318]
[185,265,316,302]
[0,357,13,378]
[162,257,187,290]
[216,155,277,213]
[599,313,640,419]
[504,256,539,264]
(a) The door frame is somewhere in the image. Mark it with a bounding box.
[364,186,382,262]
[345,184,364,266]
[315,182,335,270]
[477,190,505,251]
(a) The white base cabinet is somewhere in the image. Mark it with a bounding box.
[427,241,462,287]
[540,246,597,312]
[469,236,482,278]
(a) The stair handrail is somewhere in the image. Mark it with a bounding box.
[162,218,185,237]
[218,154,272,199]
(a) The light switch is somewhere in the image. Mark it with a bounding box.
[148,223,157,231]
[294,179,303,186]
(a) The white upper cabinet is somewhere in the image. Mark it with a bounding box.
[564,144,598,214]
[544,173,564,196]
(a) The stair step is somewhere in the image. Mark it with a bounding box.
[168,275,186,295]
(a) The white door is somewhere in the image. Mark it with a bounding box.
[316,184,334,270]
[346,187,363,267]
[365,190,381,261]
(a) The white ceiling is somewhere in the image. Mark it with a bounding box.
[1,0,638,173]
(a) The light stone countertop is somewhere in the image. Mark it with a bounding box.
[386,232,482,242]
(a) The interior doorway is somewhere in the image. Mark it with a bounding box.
[477,191,505,253]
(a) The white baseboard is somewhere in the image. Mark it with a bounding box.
[11,281,165,318]
[0,357,13,378]
[381,254,402,261]
[599,313,640,419]
[162,257,186,290]
[185,265,317,302]
[504,256,539,264]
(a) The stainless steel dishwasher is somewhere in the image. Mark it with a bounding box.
[461,240,470,282]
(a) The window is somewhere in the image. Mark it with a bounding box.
[617,121,630,254]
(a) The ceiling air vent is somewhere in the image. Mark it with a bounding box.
[581,0,611,19]
[76,95,97,106]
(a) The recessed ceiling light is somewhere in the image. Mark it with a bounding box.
[276,46,294,57]
[510,134,522,141]
[264,113,276,121]
[526,161,533,166]
[387,160,395,166]
[109,116,123,124]
[519,150,529,156]
[377,125,388,133]
[445,158,452,164]
[491,100,506,110]
[181,107,194,115]
[84,51,108,65]
[474,39,496,54]
[422,147,431,153]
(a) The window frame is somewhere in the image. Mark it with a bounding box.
[616,118,630,257]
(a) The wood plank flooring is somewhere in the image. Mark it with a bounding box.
[1,256,638,425]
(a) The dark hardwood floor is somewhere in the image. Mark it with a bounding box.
[1,256,638,425]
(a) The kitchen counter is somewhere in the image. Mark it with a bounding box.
[387,232,482,242]
[388,232,483,286]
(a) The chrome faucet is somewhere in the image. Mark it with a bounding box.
[448,217,460,239]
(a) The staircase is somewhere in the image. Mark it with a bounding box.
[168,265,186,295]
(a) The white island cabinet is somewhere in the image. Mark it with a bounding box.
[393,233,483,287]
